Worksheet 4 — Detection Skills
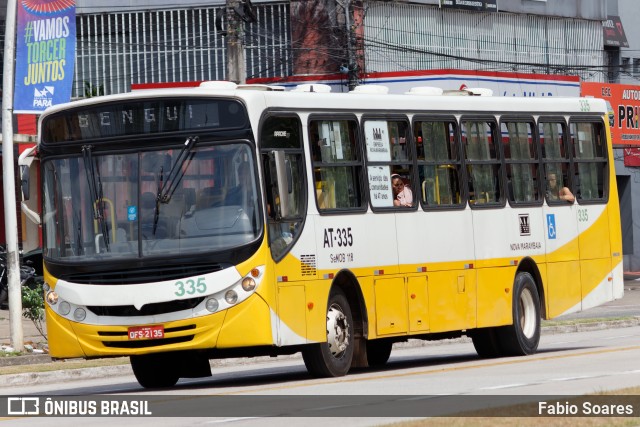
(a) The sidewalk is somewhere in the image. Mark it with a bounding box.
[0,307,47,353]
[0,307,50,370]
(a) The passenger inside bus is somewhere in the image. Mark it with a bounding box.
[391,173,413,207]
[546,172,574,202]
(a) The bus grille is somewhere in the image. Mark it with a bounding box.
[87,297,205,317]
[64,264,227,285]
[102,335,194,348]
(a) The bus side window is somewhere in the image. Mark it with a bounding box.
[415,119,462,208]
[462,119,502,205]
[364,118,412,210]
[502,120,539,204]
[570,120,607,202]
[540,120,575,205]
[310,118,364,211]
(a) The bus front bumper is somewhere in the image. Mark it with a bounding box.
[45,293,274,359]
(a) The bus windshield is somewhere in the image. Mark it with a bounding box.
[42,143,262,262]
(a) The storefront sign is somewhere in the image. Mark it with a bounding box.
[582,82,640,147]
[623,148,640,167]
[603,15,629,48]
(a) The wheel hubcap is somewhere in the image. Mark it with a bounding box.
[326,303,350,357]
[519,288,536,339]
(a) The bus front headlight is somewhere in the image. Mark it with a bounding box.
[73,308,86,322]
[59,301,71,315]
[206,298,219,313]
[241,277,256,292]
[225,290,238,304]
[46,291,58,305]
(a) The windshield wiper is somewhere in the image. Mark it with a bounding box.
[82,145,110,251]
[74,210,84,256]
[152,165,164,236]
[159,136,198,203]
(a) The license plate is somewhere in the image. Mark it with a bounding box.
[127,325,164,340]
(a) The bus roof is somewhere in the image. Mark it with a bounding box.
[40,82,608,119]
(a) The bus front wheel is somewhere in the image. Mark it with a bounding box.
[302,288,354,377]
[498,272,541,356]
[130,353,180,388]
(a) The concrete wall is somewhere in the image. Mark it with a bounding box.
[618,0,640,85]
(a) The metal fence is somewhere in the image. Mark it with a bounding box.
[74,2,291,97]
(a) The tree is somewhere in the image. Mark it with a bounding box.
[84,81,104,98]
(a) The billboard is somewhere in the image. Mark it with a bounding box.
[14,0,76,114]
[439,0,497,13]
[602,15,629,48]
[582,82,640,147]
[623,148,640,167]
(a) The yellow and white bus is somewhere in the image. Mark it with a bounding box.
[32,82,622,387]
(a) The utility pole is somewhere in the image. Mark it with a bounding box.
[2,0,24,352]
[226,0,246,84]
[339,0,359,91]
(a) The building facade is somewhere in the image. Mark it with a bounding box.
[607,0,640,271]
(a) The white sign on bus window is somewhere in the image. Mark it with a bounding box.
[365,121,391,162]
[368,165,393,207]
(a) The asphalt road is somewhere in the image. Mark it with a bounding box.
[555,279,640,320]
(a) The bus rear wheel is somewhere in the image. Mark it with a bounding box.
[498,272,541,356]
[366,339,393,367]
[130,353,180,388]
[470,327,501,358]
[302,288,354,377]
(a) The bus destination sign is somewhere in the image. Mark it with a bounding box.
[41,98,247,143]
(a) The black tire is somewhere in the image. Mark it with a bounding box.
[0,285,8,308]
[130,353,180,388]
[498,272,541,356]
[470,327,501,358]
[366,339,393,367]
[302,288,354,377]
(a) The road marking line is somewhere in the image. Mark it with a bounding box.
[479,383,527,390]
[205,417,262,423]
[550,375,591,381]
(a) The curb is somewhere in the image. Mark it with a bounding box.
[2,318,639,387]
[0,353,51,367]
[541,317,640,334]
[3,364,133,387]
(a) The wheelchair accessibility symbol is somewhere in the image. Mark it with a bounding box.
[546,214,556,240]
[127,206,138,221]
